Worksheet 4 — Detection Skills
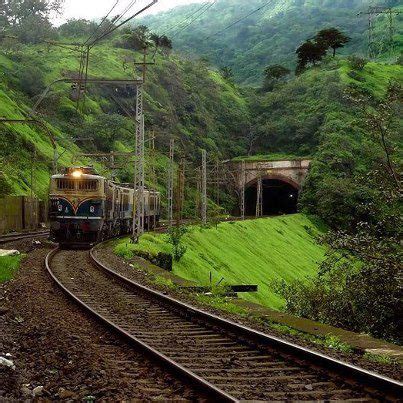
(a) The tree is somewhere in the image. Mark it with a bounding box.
[219,66,233,81]
[59,19,98,38]
[117,25,151,50]
[296,40,327,72]
[264,64,291,80]
[1,0,64,43]
[150,33,172,52]
[263,64,290,90]
[315,28,350,57]
[167,225,188,261]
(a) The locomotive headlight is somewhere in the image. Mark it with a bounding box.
[72,170,82,178]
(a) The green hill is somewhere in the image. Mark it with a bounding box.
[115,214,327,310]
[0,42,249,199]
[142,0,402,84]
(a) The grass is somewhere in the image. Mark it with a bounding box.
[232,153,311,162]
[0,255,22,282]
[115,214,327,310]
[339,60,403,99]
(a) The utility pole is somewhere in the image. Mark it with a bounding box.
[201,149,207,225]
[150,133,157,229]
[132,84,145,242]
[195,167,201,219]
[215,159,220,206]
[358,6,401,58]
[241,160,246,220]
[175,157,185,226]
[167,138,175,227]
[256,176,263,217]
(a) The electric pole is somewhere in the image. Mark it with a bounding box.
[201,149,207,225]
[132,83,145,242]
[256,176,263,217]
[175,157,185,227]
[167,138,175,227]
[358,6,401,58]
[241,160,246,220]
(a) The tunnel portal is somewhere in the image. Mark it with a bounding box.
[245,178,299,216]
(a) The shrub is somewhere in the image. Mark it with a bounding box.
[15,64,46,98]
[166,225,188,262]
[348,55,368,71]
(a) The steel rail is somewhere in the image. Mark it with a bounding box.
[45,248,237,402]
[0,230,49,244]
[88,244,403,398]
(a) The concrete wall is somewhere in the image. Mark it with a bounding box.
[0,196,43,234]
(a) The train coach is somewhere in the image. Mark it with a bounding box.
[49,167,160,247]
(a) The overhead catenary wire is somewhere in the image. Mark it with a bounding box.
[171,1,217,37]
[203,0,275,41]
[162,1,215,36]
[83,0,121,45]
[88,0,158,47]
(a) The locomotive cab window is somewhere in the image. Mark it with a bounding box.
[56,179,75,190]
[78,179,98,191]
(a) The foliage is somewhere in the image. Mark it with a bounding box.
[1,0,62,43]
[142,0,389,84]
[116,25,152,50]
[114,214,327,310]
[219,66,234,81]
[274,229,401,342]
[14,62,46,97]
[348,55,368,70]
[0,255,22,282]
[166,225,188,261]
[296,40,327,73]
[81,114,132,152]
[262,64,290,91]
[314,28,350,57]
[58,19,98,39]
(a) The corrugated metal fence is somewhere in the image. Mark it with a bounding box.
[0,196,47,235]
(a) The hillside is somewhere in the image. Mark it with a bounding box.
[0,41,249,199]
[115,214,327,309]
[142,0,402,84]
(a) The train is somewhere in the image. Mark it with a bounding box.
[49,166,160,247]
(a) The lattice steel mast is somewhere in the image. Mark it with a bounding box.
[241,160,246,220]
[132,84,145,242]
[256,176,263,217]
[167,138,175,227]
[201,149,207,225]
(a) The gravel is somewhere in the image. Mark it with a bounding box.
[0,240,198,400]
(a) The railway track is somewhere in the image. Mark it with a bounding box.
[46,247,402,402]
[0,230,49,244]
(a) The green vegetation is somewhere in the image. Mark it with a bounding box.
[0,255,22,282]
[143,0,402,84]
[0,38,249,199]
[115,214,327,310]
[363,352,395,365]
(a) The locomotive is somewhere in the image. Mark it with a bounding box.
[49,167,160,247]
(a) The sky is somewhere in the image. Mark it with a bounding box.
[54,0,209,25]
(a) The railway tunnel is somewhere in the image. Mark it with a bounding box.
[245,177,299,216]
[226,159,311,217]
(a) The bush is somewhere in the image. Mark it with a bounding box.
[166,225,188,262]
[274,232,401,343]
[15,64,46,98]
[348,55,368,71]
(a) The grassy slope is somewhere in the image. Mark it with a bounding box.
[0,255,21,282]
[115,214,327,310]
[0,43,249,199]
